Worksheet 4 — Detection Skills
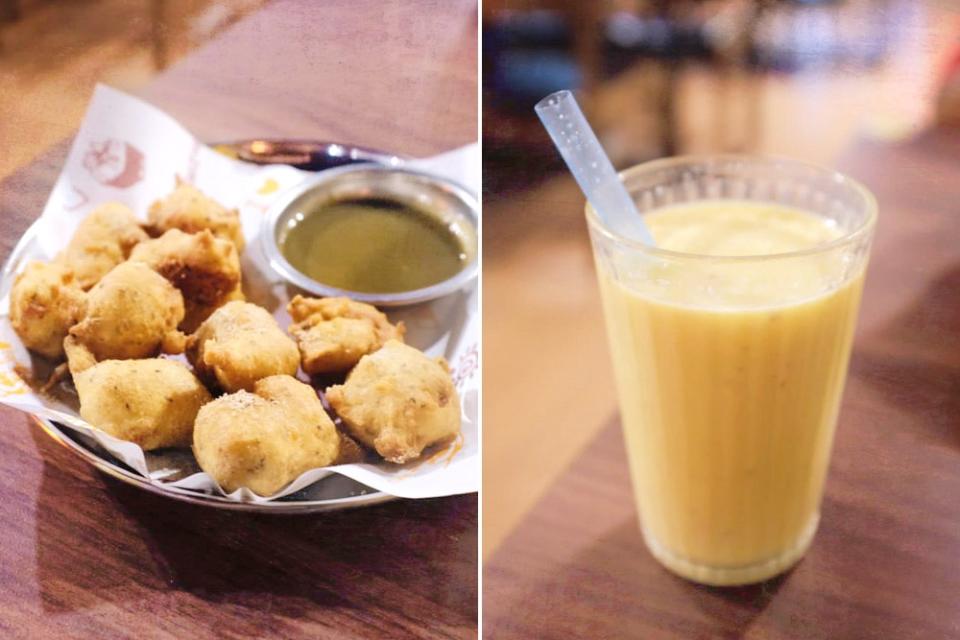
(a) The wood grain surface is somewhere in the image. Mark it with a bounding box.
[0,1,478,638]
[484,128,960,638]
[141,0,478,157]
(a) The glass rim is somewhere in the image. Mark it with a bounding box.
[585,154,878,263]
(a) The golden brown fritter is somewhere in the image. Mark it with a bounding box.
[147,180,245,252]
[9,261,87,359]
[68,261,186,361]
[129,228,241,306]
[55,203,149,289]
[287,295,405,375]
[63,335,97,377]
[193,375,340,495]
[74,358,211,450]
[180,280,245,334]
[187,300,299,392]
[326,340,460,463]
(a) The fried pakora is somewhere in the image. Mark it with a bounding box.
[63,334,96,376]
[187,300,298,392]
[287,295,405,375]
[74,357,211,450]
[193,375,340,495]
[326,340,460,463]
[55,203,148,289]
[180,280,245,334]
[129,228,241,306]
[147,179,245,252]
[9,261,86,359]
[68,261,186,361]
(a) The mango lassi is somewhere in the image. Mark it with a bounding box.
[593,200,868,585]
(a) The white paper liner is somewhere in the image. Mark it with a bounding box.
[0,85,479,502]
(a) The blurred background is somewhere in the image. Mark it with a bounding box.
[0,0,266,179]
[483,0,960,558]
[484,0,959,192]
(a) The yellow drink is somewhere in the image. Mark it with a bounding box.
[589,163,875,587]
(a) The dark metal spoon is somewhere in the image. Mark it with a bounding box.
[212,139,403,171]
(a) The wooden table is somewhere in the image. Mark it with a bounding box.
[484,128,960,637]
[0,1,478,638]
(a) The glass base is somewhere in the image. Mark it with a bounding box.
[641,515,819,586]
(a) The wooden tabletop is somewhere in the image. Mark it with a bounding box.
[0,1,478,638]
[484,128,960,638]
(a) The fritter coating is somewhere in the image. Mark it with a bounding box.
[180,279,245,334]
[68,261,186,361]
[74,358,211,450]
[147,180,245,252]
[187,301,298,392]
[287,295,405,375]
[129,228,241,306]
[63,335,97,376]
[55,203,149,289]
[9,261,86,359]
[326,340,460,463]
[193,375,340,495]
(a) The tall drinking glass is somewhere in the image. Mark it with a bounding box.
[586,156,876,586]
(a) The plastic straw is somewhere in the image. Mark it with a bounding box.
[535,90,655,245]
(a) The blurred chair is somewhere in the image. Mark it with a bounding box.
[482,1,598,194]
[483,0,767,169]
[484,0,603,93]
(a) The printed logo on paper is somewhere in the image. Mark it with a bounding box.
[63,184,90,211]
[452,342,478,390]
[83,138,145,188]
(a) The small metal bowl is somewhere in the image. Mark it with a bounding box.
[261,165,478,306]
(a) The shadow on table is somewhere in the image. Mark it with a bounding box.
[576,519,788,636]
[31,427,477,634]
[490,514,788,638]
[852,263,960,448]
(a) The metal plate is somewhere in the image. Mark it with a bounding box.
[2,211,398,515]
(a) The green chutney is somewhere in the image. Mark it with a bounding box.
[279,197,468,294]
